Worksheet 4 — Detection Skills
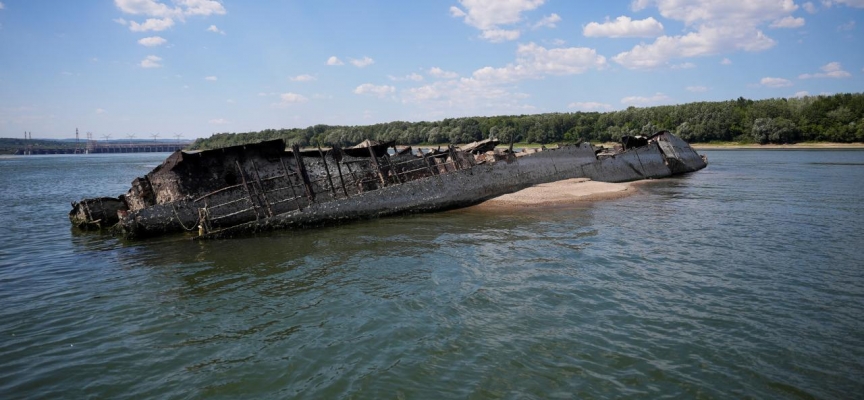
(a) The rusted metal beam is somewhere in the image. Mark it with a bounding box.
[291,144,315,202]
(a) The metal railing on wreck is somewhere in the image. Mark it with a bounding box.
[193,144,469,235]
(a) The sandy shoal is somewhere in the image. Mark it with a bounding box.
[473,178,638,209]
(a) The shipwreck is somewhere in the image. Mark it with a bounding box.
[69,131,707,239]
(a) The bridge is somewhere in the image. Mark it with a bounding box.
[16,141,193,155]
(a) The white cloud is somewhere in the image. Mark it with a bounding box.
[389,73,424,82]
[838,20,856,31]
[209,118,229,125]
[226,99,235,104]
[473,43,606,83]
[276,92,309,104]
[631,0,798,26]
[113,17,128,25]
[568,102,613,111]
[0,2,5,10]
[180,0,226,16]
[583,16,664,38]
[326,56,344,66]
[823,0,864,8]
[115,0,176,18]
[290,74,317,82]
[137,36,167,46]
[140,55,163,68]
[114,0,226,18]
[96,108,106,114]
[760,77,793,87]
[129,17,174,32]
[799,62,852,78]
[354,84,396,98]
[204,76,217,81]
[350,56,375,68]
[450,0,545,30]
[615,0,798,69]
[428,67,459,79]
[480,29,521,42]
[793,91,810,98]
[686,86,709,92]
[721,58,733,65]
[621,92,672,106]
[803,2,818,13]
[770,16,805,28]
[206,24,225,34]
[450,0,545,42]
[533,13,561,29]
[613,24,776,69]
[671,62,696,69]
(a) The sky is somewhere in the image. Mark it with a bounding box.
[0,0,863,140]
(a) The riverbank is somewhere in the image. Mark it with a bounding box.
[472,178,638,209]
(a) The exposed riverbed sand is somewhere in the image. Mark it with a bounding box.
[473,178,638,209]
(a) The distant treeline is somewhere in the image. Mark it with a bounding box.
[189,93,863,150]
[0,138,78,154]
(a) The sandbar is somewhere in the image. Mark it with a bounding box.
[473,178,638,209]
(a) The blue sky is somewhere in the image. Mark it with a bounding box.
[1,0,863,140]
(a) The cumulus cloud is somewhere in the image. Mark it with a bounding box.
[837,20,856,31]
[450,0,545,42]
[389,73,424,82]
[290,74,317,82]
[209,118,229,125]
[721,58,733,65]
[799,62,852,78]
[139,55,163,68]
[822,0,864,8]
[326,56,344,66]
[354,84,396,98]
[206,24,225,34]
[450,0,544,30]
[481,29,521,42]
[129,17,174,32]
[621,92,672,106]
[137,36,167,46]
[0,2,5,10]
[472,42,606,83]
[204,76,217,81]
[568,102,613,111]
[770,16,805,28]
[615,0,799,69]
[276,92,309,104]
[114,0,226,19]
[760,77,793,87]
[350,56,375,68]
[671,62,696,69]
[96,108,106,114]
[583,16,664,38]
[533,13,561,29]
[428,67,459,79]
[793,91,810,98]
[803,2,817,13]
[113,17,128,25]
[686,86,709,92]
[399,43,604,115]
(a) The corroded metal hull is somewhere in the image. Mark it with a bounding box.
[69,132,707,239]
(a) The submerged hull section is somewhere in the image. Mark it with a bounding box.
[69,132,707,239]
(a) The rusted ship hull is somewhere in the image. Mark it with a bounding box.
[69,132,706,239]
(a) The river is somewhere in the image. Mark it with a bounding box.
[1,150,863,399]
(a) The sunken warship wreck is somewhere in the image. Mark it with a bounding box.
[70,131,707,240]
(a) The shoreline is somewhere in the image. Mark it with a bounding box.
[471,178,639,210]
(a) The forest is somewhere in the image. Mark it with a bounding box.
[190,93,864,150]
